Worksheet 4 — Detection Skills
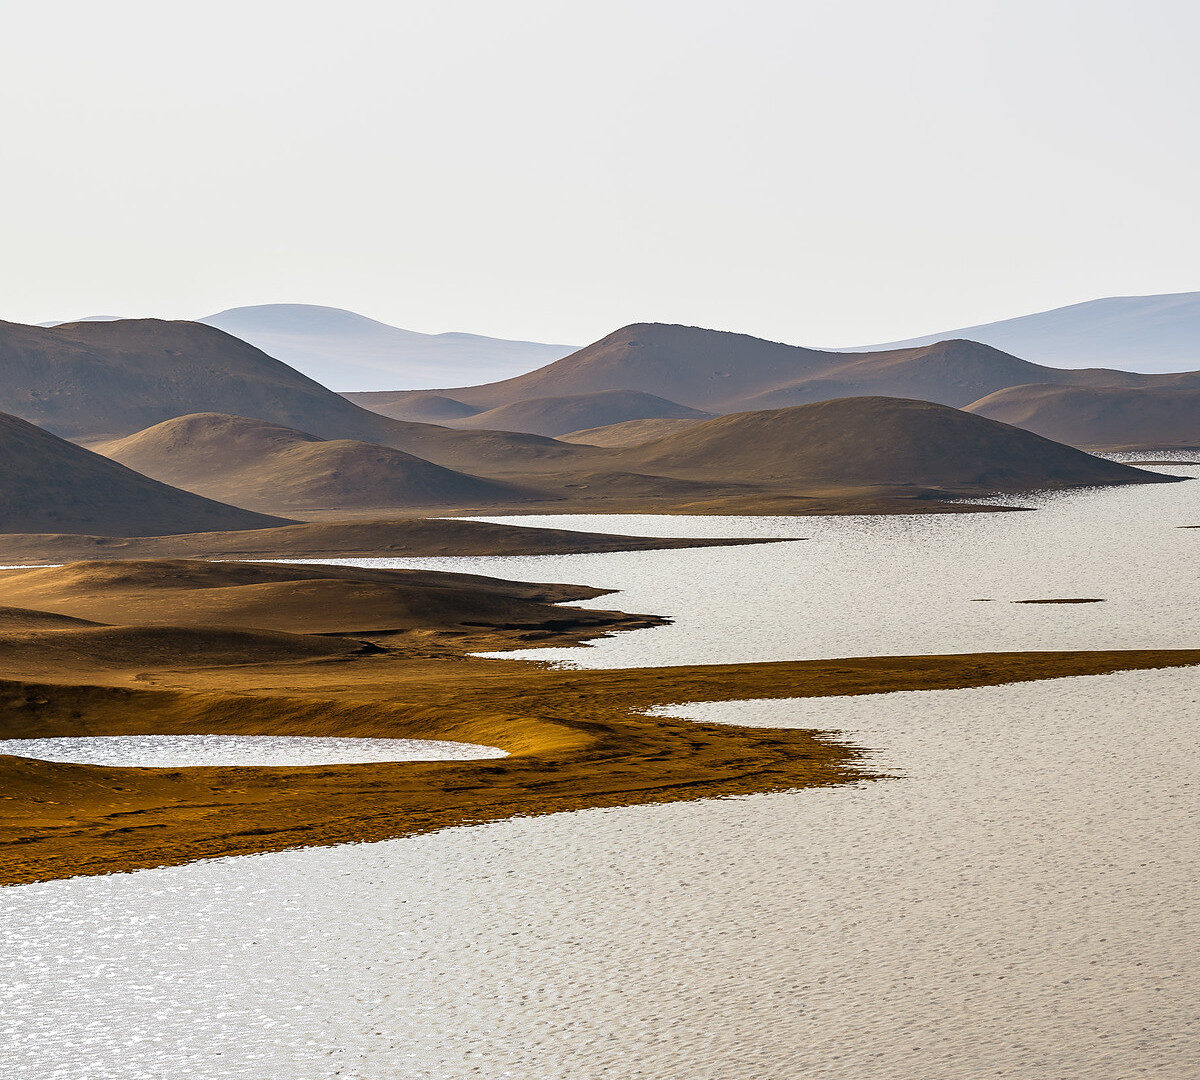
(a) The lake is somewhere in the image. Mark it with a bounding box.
[2,465,1198,1079]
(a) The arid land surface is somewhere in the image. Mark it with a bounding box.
[3,556,1199,887]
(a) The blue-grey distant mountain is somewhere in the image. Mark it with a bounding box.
[198,304,576,391]
[847,292,1200,373]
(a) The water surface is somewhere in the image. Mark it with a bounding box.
[4,472,1200,1079]
[0,734,504,768]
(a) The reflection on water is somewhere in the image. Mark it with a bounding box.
[0,734,504,768]
[3,473,1200,1079]
[3,668,1197,1079]
[305,464,1200,667]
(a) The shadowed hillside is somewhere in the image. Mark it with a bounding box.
[96,414,531,514]
[559,417,706,446]
[0,560,662,638]
[0,412,288,535]
[0,318,588,473]
[615,397,1174,491]
[444,390,711,436]
[351,323,1195,418]
[964,385,1200,450]
[354,392,484,423]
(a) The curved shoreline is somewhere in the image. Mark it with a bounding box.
[4,646,1200,886]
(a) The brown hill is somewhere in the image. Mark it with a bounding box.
[350,323,1197,416]
[95,414,529,514]
[0,624,375,674]
[963,385,1200,450]
[0,517,786,565]
[0,560,661,638]
[445,390,712,436]
[559,417,707,446]
[0,318,587,474]
[0,412,288,535]
[353,392,484,423]
[616,397,1174,492]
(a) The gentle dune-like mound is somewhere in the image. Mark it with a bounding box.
[356,392,483,423]
[0,560,662,638]
[0,318,585,473]
[96,413,528,513]
[559,417,707,446]
[444,390,712,436]
[617,397,1175,491]
[0,606,100,630]
[963,384,1200,450]
[0,412,288,536]
[358,323,1192,416]
[0,517,785,565]
[0,624,376,673]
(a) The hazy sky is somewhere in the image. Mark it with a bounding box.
[3,0,1197,346]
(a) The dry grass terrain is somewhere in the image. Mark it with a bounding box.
[2,557,1198,886]
[0,517,791,565]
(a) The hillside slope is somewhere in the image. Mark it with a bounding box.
[559,417,706,446]
[446,390,712,436]
[0,412,288,535]
[964,385,1200,450]
[200,304,574,391]
[0,318,589,473]
[850,291,1200,373]
[96,414,529,513]
[355,323,1191,416]
[616,397,1172,492]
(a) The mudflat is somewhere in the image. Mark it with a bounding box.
[2,557,1199,885]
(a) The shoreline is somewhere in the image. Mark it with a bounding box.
[4,640,1199,887]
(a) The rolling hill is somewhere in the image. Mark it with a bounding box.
[353,392,484,423]
[849,291,1200,373]
[0,412,288,535]
[443,390,711,436]
[615,397,1172,492]
[96,414,530,514]
[558,417,707,446]
[350,323,1195,419]
[199,304,575,391]
[0,317,590,474]
[963,385,1200,450]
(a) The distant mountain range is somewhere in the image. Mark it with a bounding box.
[40,304,577,392]
[198,305,575,391]
[0,316,1170,524]
[847,292,1200,373]
[345,321,1200,449]
[21,291,1200,452]
[352,323,1194,415]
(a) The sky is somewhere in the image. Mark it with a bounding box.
[2,0,1198,347]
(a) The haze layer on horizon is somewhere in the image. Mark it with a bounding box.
[3,0,1197,347]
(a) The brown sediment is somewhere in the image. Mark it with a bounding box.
[3,615,1199,884]
[2,560,1198,887]
[0,517,796,567]
[1013,598,1106,604]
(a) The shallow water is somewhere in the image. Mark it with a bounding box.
[3,668,1197,1079]
[289,464,1200,667]
[0,734,504,768]
[5,472,1200,1079]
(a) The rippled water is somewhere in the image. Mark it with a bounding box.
[0,735,504,767]
[295,464,1200,667]
[4,470,1200,1079]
